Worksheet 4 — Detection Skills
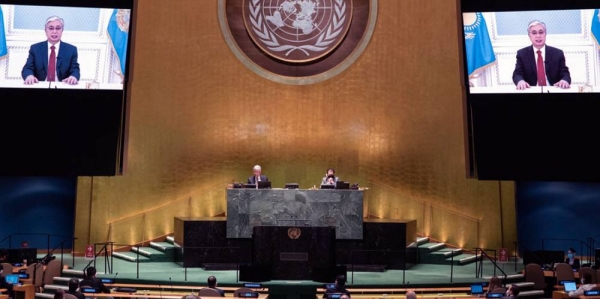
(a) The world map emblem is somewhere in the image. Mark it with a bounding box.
[219,0,377,84]
[243,0,353,62]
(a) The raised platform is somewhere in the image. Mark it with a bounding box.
[32,254,533,299]
[173,218,417,270]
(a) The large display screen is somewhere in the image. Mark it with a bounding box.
[0,0,134,176]
[462,9,599,94]
[0,2,131,90]
[461,0,600,181]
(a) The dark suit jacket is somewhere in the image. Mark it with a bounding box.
[0,275,14,297]
[247,175,268,184]
[207,287,225,297]
[565,257,580,270]
[21,41,80,81]
[323,287,351,298]
[67,290,86,299]
[512,45,570,86]
[80,277,111,293]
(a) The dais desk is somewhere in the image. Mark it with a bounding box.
[226,188,364,239]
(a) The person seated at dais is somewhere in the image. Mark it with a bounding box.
[321,168,339,185]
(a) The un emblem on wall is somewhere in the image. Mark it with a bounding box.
[244,0,352,62]
[219,0,377,84]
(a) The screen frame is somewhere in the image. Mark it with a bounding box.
[0,0,136,176]
[460,0,600,181]
[5,274,20,284]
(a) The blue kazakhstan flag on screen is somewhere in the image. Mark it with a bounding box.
[108,9,130,76]
[0,7,7,58]
[592,9,600,47]
[464,12,496,76]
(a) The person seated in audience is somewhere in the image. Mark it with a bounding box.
[406,291,416,299]
[55,289,65,299]
[80,267,111,293]
[487,276,502,294]
[504,284,519,298]
[324,275,350,298]
[0,264,15,298]
[67,277,85,299]
[201,275,225,297]
[341,295,351,299]
[565,247,580,270]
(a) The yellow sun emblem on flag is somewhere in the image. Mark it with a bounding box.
[116,9,130,32]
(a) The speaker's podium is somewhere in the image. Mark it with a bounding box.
[241,225,343,285]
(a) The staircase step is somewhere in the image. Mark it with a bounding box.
[419,248,462,265]
[514,281,535,289]
[43,284,67,294]
[443,249,463,257]
[519,290,545,297]
[428,248,460,255]
[458,254,481,265]
[61,269,86,278]
[113,251,152,262]
[150,241,176,251]
[53,277,80,286]
[166,235,175,244]
[507,274,525,280]
[131,246,166,257]
[416,237,430,246]
[418,242,446,252]
[36,293,54,299]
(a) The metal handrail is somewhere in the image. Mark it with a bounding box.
[518,238,592,264]
[475,248,508,285]
[0,233,76,266]
[83,242,115,275]
[106,243,242,280]
[587,237,599,266]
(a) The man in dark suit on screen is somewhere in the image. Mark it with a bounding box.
[248,165,268,184]
[512,20,570,90]
[22,16,80,85]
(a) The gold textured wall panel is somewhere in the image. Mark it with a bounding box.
[74,0,517,253]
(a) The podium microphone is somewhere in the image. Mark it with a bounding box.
[169,277,173,293]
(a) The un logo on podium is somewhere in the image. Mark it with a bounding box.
[288,227,302,239]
